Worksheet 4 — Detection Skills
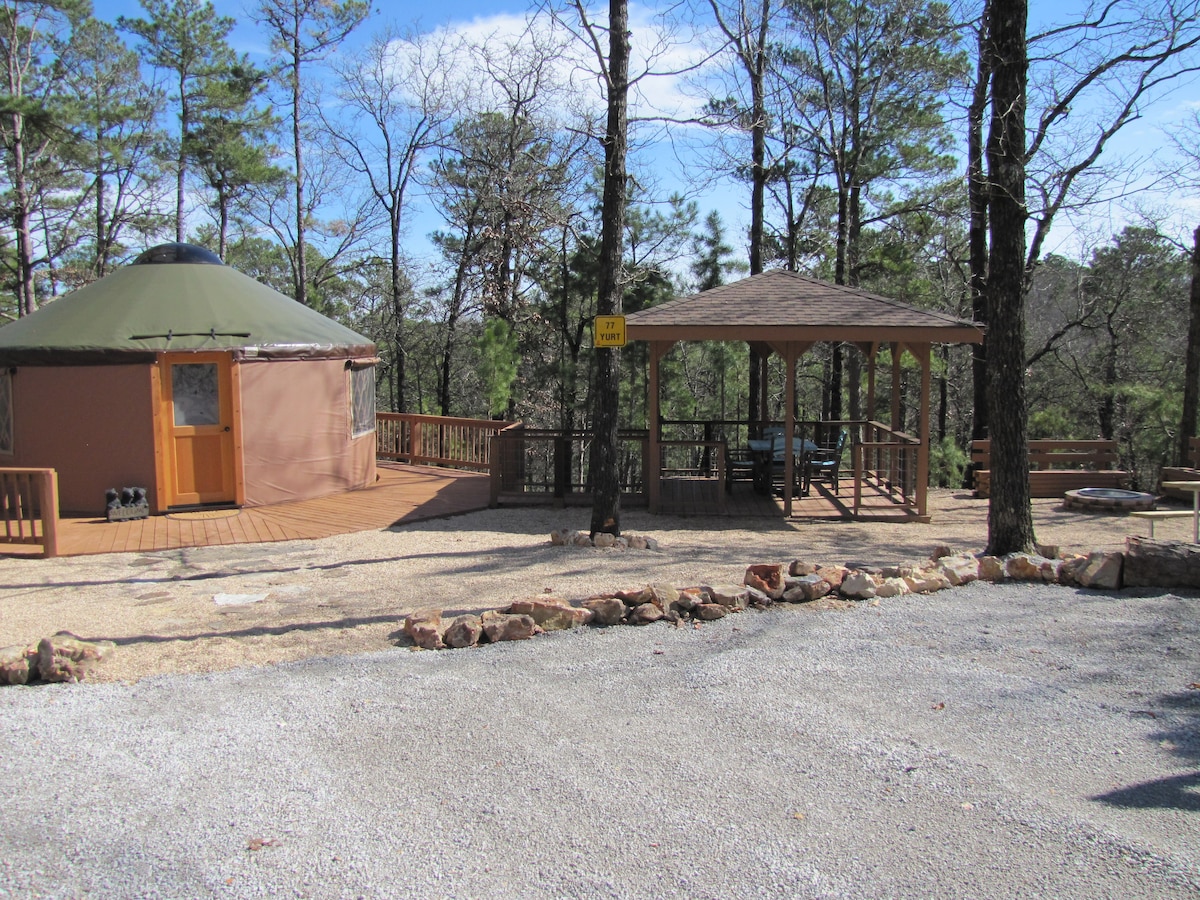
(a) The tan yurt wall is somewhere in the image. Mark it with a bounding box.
[237,358,375,507]
[6,365,157,515]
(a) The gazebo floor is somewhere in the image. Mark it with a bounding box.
[26,463,492,558]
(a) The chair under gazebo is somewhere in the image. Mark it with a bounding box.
[625,270,984,520]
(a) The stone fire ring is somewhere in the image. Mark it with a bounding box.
[1062,487,1156,513]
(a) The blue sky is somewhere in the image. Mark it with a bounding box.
[95,0,1200,271]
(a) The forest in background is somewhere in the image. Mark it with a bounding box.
[1,0,1199,491]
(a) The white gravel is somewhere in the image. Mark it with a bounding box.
[2,580,1198,898]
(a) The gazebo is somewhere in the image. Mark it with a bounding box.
[625,270,983,519]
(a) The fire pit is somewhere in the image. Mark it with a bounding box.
[1062,487,1156,512]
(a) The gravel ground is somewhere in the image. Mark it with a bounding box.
[2,580,1198,899]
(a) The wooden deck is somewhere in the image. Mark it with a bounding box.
[2,463,922,560]
[8,463,491,558]
[659,478,923,520]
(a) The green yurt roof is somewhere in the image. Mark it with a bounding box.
[0,243,375,365]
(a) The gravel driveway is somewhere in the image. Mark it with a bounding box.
[2,581,1198,899]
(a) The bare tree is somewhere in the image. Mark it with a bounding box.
[329,25,462,411]
[562,0,631,537]
[968,0,1200,440]
[254,0,369,306]
[0,0,86,316]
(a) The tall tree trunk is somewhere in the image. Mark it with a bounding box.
[9,108,36,317]
[391,221,407,412]
[176,74,188,243]
[985,0,1035,556]
[218,186,229,259]
[1178,225,1200,464]
[290,34,308,306]
[846,182,863,421]
[968,7,992,444]
[588,0,630,538]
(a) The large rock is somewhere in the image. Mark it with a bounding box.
[782,574,831,603]
[938,554,979,587]
[816,565,848,590]
[581,596,626,626]
[744,586,774,609]
[507,598,593,631]
[874,577,909,599]
[0,644,37,686]
[442,615,483,649]
[629,602,665,625]
[744,564,786,599]
[35,633,116,683]
[903,570,951,594]
[649,584,679,610]
[403,610,445,650]
[1075,551,1123,590]
[788,560,818,576]
[673,588,705,612]
[480,610,543,642]
[693,603,729,620]
[839,571,877,600]
[977,556,1005,582]
[1004,553,1058,583]
[550,528,576,546]
[1123,537,1200,588]
[707,584,750,609]
[617,584,678,611]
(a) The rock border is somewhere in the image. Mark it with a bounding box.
[399,535,1133,651]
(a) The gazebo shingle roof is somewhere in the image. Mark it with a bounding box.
[625,270,982,343]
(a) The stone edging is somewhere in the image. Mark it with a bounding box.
[399,536,1132,651]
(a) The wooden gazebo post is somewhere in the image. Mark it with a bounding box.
[647,341,671,514]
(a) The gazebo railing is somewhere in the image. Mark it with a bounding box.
[376,413,515,471]
[853,421,920,512]
[489,428,650,506]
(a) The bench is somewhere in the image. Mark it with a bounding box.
[971,439,1129,499]
[1128,509,1196,539]
[1160,436,1200,501]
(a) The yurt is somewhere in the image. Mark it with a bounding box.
[0,243,378,515]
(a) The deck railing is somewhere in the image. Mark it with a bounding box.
[853,421,920,512]
[0,467,59,557]
[376,413,516,471]
[489,428,650,506]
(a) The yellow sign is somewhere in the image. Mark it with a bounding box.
[593,315,627,348]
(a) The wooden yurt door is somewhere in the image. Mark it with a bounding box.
[156,352,243,508]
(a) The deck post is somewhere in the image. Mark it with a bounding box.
[647,342,666,514]
[891,343,903,491]
[783,344,797,516]
[913,344,932,519]
[38,469,59,558]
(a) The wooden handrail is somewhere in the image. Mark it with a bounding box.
[376,413,516,471]
[0,467,59,558]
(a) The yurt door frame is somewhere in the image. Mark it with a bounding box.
[153,351,245,510]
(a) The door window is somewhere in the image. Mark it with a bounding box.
[172,363,219,426]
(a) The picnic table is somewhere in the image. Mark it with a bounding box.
[747,437,818,495]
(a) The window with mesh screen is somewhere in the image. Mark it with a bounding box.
[350,365,376,438]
